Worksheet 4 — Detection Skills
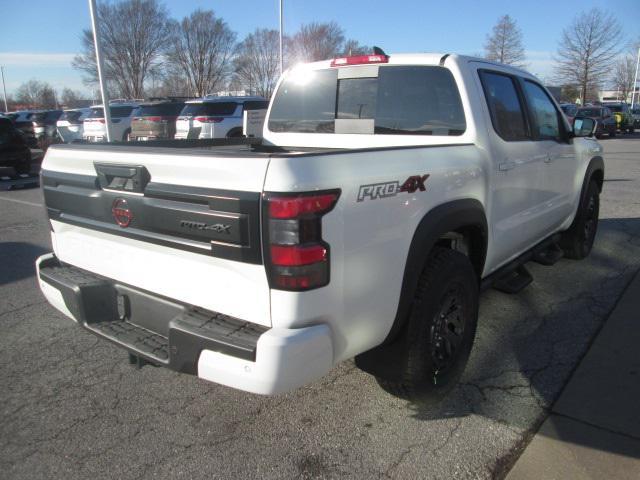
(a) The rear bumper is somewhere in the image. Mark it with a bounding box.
[36,253,333,394]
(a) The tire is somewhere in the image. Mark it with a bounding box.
[609,129,616,138]
[560,180,599,260]
[226,128,243,138]
[377,247,479,401]
[122,129,131,142]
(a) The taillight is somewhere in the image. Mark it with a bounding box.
[264,190,340,291]
[330,54,389,67]
[145,116,163,122]
[194,116,224,123]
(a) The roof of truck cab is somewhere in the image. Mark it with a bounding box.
[295,52,535,78]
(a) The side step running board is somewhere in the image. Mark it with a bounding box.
[492,265,533,294]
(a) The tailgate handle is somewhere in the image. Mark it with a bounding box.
[95,163,150,193]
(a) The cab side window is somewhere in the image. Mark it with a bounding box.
[479,70,529,141]
[523,81,561,141]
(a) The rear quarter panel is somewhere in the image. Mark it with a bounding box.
[264,145,488,362]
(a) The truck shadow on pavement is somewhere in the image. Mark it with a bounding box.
[405,216,640,460]
[0,242,49,286]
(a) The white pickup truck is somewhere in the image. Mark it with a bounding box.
[36,53,604,399]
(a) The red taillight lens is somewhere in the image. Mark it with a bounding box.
[271,245,326,266]
[264,190,340,291]
[330,54,389,67]
[194,116,224,123]
[145,116,163,122]
[268,193,339,219]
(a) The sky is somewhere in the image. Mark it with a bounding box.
[0,0,638,97]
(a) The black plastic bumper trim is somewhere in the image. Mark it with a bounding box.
[39,256,268,373]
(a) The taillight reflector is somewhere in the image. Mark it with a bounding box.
[330,54,389,67]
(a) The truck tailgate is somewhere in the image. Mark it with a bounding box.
[41,144,271,327]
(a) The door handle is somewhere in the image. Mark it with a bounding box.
[499,160,516,171]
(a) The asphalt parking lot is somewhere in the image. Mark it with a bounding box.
[1,135,640,479]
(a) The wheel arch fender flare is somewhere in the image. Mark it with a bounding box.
[355,198,487,378]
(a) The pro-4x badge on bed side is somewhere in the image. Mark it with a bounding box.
[357,174,430,202]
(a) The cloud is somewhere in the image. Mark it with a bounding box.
[0,52,77,67]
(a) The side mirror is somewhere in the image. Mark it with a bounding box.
[573,117,596,137]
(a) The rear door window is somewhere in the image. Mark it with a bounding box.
[479,71,529,141]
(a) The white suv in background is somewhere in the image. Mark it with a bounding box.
[175,96,268,139]
[82,102,140,142]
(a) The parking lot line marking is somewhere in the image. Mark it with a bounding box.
[0,197,42,208]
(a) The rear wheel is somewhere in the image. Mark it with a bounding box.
[560,180,599,259]
[226,128,244,138]
[122,128,131,142]
[609,129,616,138]
[377,247,479,401]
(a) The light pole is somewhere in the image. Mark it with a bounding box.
[279,0,283,75]
[632,46,640,109]
[1,66,8,112]
[88,0,112,141]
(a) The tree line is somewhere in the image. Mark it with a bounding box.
[6,3,638,110]
[72,0,368,101]
[484,9,638,104]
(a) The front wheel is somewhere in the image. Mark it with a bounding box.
[560,180,599,259]
[377,247,479,400]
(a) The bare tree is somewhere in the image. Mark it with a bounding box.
[288,22,345,63]
[234,29,281,98]
[554,8,623,104]
[60,88,85,108]
[165,9,236,97]
[146,71,192,97]
[613,55,636,102]
[72,0,172,98]
[484,15,526,66]
[341,39,371,56]
[15,80,57,108]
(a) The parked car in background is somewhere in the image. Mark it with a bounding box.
[602,102,634,133]
[575,106,616,138]
[130,98,188,141]
[631,106,640,128]
[6,111,37,139]
[560,103,578,124]
[56,108,91,143]
[83,102,140,142]
[31,110,63,141]
[0,117,31,174]
[175,96,268,139]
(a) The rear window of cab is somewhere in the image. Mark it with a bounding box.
[268,65,466,136]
